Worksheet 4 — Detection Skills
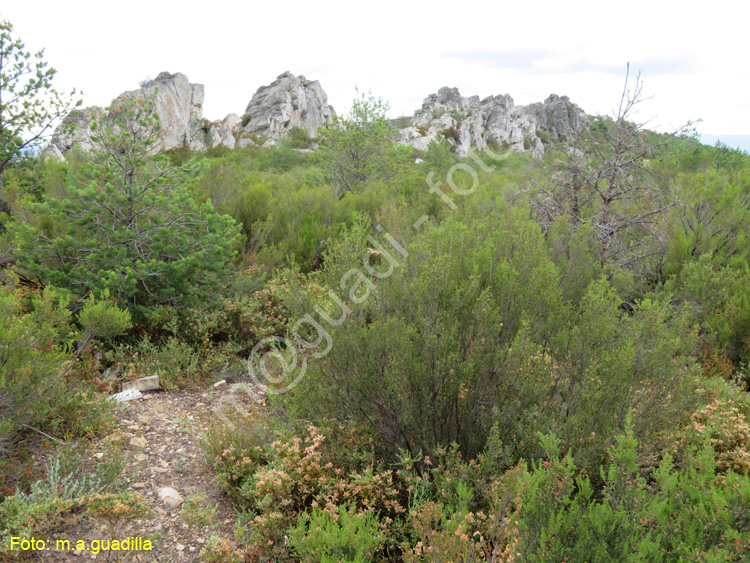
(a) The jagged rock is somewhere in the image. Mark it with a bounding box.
[52,106,106,153]
[189,113,239,151]
[526,94,588,140]
[397,87,587,158]
[138,71,204,152]
[236,138,257,149]
[52,71,335,155]
[238,71,334,145]
[41,144,65,162]
[53,72,207,155]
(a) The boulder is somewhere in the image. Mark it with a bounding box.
[238,71,335,145]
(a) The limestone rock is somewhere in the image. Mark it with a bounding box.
[236,138,257,149]
[157,487,184,509]
[238,71,335,145]
[110,388,142,403]
[41,144,65,162]
[52,107,106,153]
[526,94,589,140]
[396,87,587,158]
[123,375,160,392]
[52,72,206,155]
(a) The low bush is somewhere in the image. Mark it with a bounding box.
[289,505,385,563]
[0,287,129,451]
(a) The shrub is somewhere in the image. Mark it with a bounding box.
[181,492,219,529]
[281,210,699,472]
[201,413,405,561]
[283,126,315,149]
[505,419,750,562]
[0,287,126,450]
[289,505,385,563]
[0,441,131,556]
[200,535,244,563]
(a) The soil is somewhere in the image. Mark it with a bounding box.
[19,382,265,562]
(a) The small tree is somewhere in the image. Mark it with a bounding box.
[532,65,696,282]
[13,96,240,314]
[0,20,79,186]
[315,90,404,196]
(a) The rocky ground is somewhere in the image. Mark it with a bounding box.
[29,383,265,562]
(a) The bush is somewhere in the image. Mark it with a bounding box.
[1,440,131,556]
[283,126,315,149]
[0,287,127,450]
[201,413,405,561]
[281,209,699,472]
[289,505,385,563]
[506,419,750,562]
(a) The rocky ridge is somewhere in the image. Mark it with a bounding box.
[51,72,588,158]
[396,87,588,157]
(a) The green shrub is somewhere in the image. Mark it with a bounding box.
[0,287,125,450]
[289,505,385,563]
[181,492,219,529]
[0,441,131,556]
[282,209,699,472]
[199,535,244,563]
[507,419,750,562]
[283,126,315,149]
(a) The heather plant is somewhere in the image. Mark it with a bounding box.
[289,505,385,563]
[505,419,750,562]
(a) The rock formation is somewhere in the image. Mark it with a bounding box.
[52,106,106,154]
[237,71,335,147]
[51,71,585,159]
[52,71,335,155]
[52,72,208,154]
[525,94,589,141]
[396,87,588,157]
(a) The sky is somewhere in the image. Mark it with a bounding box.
[3,0,748,147]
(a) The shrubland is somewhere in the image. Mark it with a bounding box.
[2,71,750,560]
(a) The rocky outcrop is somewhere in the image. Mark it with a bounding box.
[396,87,588,157]
[52,106,106,153]
[52,72,211,154]
[52,71,335,155]
[525,94,588,141]
[237,71,335,147]
[132,71,205,152]
[52,71,585,159]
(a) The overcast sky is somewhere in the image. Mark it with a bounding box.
[3,0,748,142]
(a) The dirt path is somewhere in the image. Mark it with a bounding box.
[34,383,264,562]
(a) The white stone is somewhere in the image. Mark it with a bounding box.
[110,388,142,403]
[123,375,160,392]
[157,487,184,509]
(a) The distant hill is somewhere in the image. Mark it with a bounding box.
[699,134,750,153]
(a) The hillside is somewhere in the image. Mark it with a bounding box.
[3,57,750,563]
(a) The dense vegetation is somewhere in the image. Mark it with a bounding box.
[3,21,750,561]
